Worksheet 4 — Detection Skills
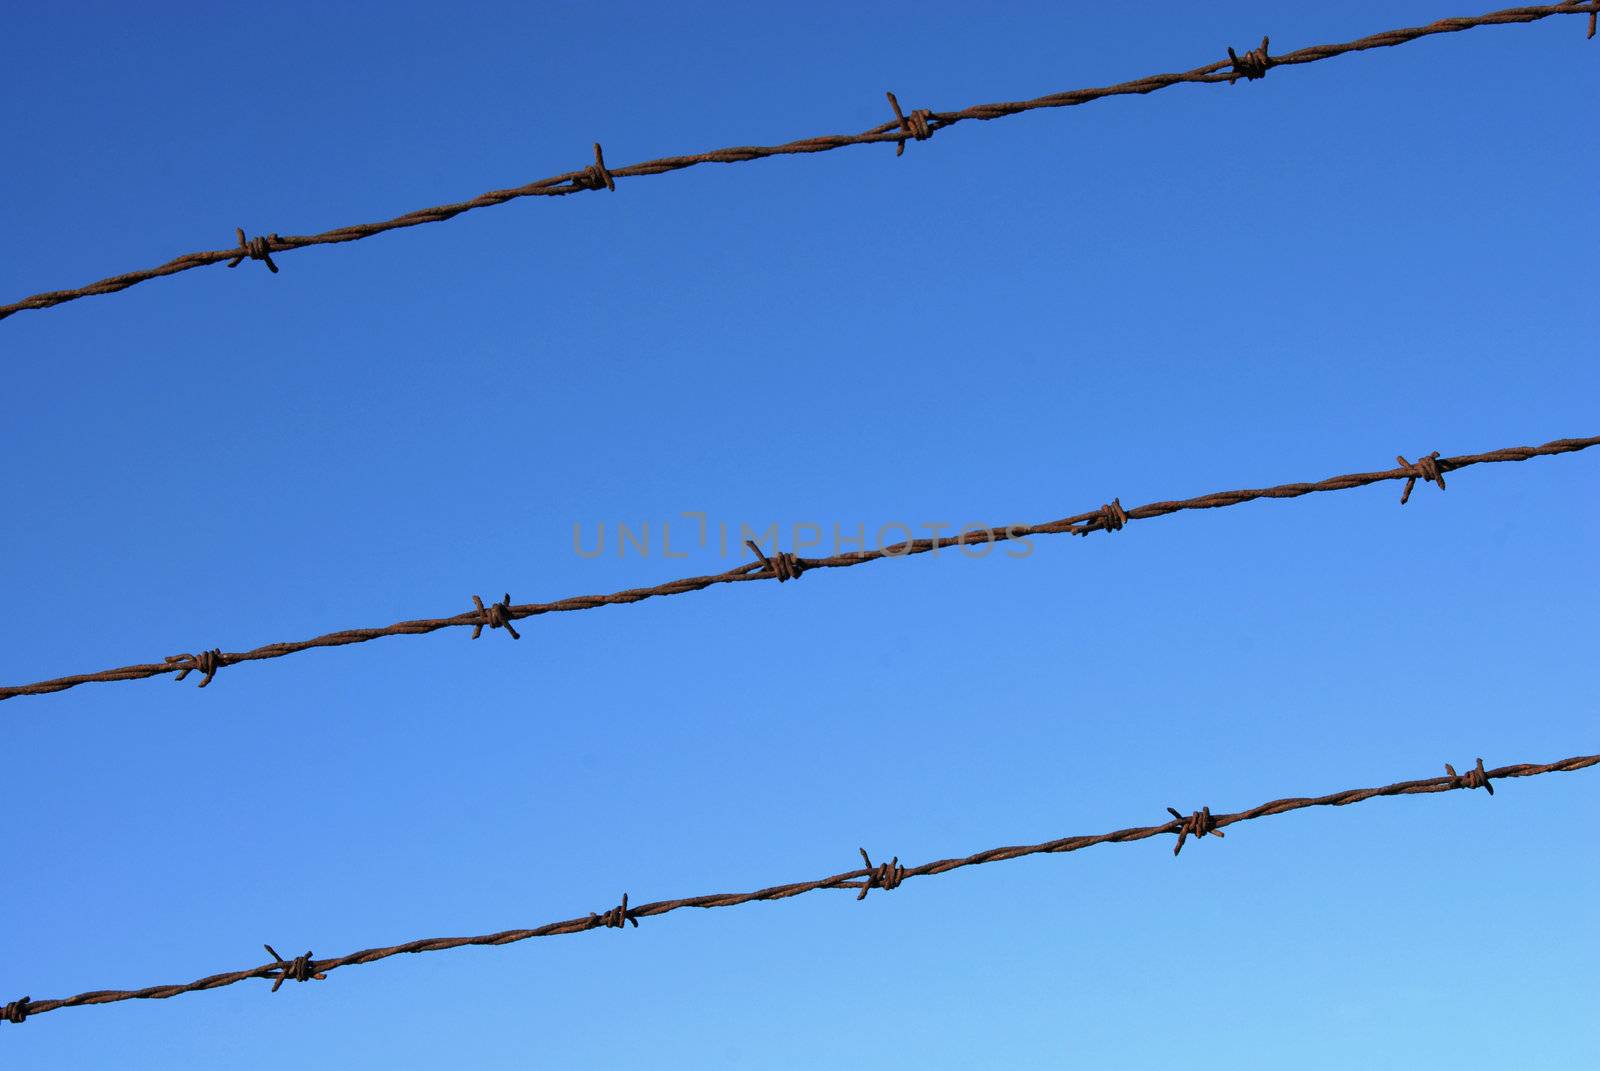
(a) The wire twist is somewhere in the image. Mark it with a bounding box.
[1397,451,1448,504]
[1445,757,1494,795]
[165,648,225,688]
[1167,806,1225,856]
[470,594,521,640]
[1076,498,1129,536]
[264,945,327,993]
[590,893,639,929]
[1227,36,1274,83]
[573,143,615,192]
[854,848,906,900]
[226,228,280,273]
[886,91,935,157]
[745,540,805,582]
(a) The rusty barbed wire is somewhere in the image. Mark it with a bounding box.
[469,594,521,641]
[745,539,806,583]
[3,751,1591,1025]
[1166,806,1224,856]
[2,434,1594,703]
[1,1,1595,323]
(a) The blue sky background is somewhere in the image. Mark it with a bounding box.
[2,2,1597,1067]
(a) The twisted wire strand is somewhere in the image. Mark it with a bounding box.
[6,752,1593,1024]
[2,1,1595,322]
[2,434,1594,703]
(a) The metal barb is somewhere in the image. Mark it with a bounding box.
[1397,451,1447,505]
[1075,498,1128,536]
[886,91,934,156]
[264,945,326,993]
[575,143,615,191]
[744,539,805,582]
[165,648,225,688]
[227,228,280,273]
[591,893,639,929]
[855,848,906,900]
[1227,35,1273,83]
[1445,757,1494,795]
[1,998,30,1025]
[1167,805,1226,856]
[469,594,521,640]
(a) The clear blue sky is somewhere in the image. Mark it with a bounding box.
[3,2,1597,1067]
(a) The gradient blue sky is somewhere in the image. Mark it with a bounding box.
[3,2,1597,1067]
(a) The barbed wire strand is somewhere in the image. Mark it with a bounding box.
[2,752,1591,1026]
[2,434,1594,703]
[2,1,1595,323]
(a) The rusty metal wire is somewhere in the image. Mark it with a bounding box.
[1,1,1594,323]
[4,752,1591,1025]
[2,434,1594,703]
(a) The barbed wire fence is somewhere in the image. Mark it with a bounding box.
[3,435,1593,704]
[4,752,1592,1026]
[5,0,1597,1047]
[0,1,1594,323]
